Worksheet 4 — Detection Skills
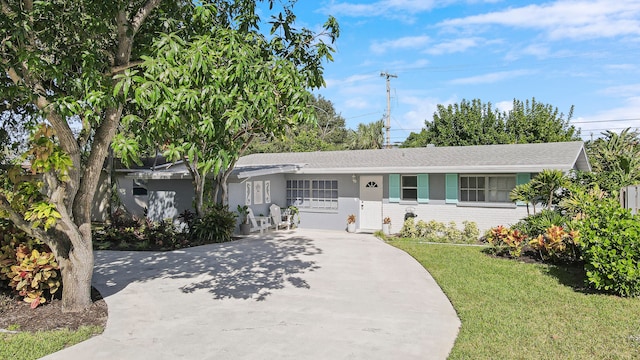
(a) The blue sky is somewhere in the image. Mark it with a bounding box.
[286,0,640,144]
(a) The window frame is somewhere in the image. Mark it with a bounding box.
[459,174,516,203]
[401,175,418,201]
[286,179,339,210]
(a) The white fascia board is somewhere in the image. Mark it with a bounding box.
[236,164,301,179]
[296,164,575,174]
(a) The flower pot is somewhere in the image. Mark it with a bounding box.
[382,223,391,235]
[240,223,251,235]
[347,223,356,233]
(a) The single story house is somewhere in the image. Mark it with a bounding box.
[100,141,590,234]
[228,141,590,233]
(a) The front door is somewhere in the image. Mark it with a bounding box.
[359,175,383,230]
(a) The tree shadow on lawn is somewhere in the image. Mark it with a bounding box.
[93,232,322,302]
[542,262,597,294]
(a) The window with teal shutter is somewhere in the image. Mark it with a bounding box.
[417,174,429,203]
[389,174,400,202]
[515,173,531,206]
[445,173,458,204]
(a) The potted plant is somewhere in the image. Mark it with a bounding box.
[287,205,300,228]
[382,216,391,235]
[347,214,356,233]
[237,205,251,235]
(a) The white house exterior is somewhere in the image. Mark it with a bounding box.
[228,141,591,233]
[102,141,590,234]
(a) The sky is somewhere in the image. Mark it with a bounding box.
[282,0,640,145]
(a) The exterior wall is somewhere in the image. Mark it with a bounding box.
[146,179,194,222]
[113,174,149,218]
[228,173,287,229]
[382,202,528,234]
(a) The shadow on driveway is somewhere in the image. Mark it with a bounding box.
[94,232,322,301]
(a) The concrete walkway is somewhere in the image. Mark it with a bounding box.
[42,229,460,360]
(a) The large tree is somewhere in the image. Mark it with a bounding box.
[0,0,321,312]
[248,94,349,154]
[402,98,580,147]
[585,128,640,195]
[119,8,338,214]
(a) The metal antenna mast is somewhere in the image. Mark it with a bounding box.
[381,72,397,149]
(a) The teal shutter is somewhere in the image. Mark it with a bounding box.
[389,174,400,202]
[417,174,429,203]
[516,173,531,185]
[445,173,458,204]
[515,173,531,206]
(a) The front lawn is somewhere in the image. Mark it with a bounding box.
[388,239,640,359]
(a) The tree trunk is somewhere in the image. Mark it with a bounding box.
[58,235,94,310]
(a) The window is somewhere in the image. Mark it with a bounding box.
[132,179,147,196]
[401,175,417,201]
[460,175,515,203]
[286,179,338,209]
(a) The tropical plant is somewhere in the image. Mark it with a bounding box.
[236,205,249,224]
[529,225,580,262]
[485,225,528,258]
[347,214,356,224]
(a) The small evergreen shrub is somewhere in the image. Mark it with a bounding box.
[512,209,568,238]
[190,204,237,244]
[399,218,480,244]
[575,197,640,297]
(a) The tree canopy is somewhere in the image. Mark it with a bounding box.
[0,0,336,312]
[402,98,580,147]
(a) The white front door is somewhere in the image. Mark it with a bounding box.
[359,175,383,230]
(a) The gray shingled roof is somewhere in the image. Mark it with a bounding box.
[235,141,591,176]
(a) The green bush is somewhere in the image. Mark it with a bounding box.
[484,225,528,258]
[399,218,479,244]
[190,204,237,244]
[0,219,60,307]
[575,197,640,297]
[512,209,568,238]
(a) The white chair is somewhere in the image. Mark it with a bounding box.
[269,204,290,230]
[247,207,270,234]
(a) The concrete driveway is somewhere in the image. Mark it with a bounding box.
[43,229,460,360]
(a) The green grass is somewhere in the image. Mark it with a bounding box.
[389,239,640,360]
[0,326,102,360]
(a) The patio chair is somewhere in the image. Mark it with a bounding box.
[247,207,270,234]
[269,204,291,230]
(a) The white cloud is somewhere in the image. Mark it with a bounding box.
[600,84,640,97]
[370,35,431,54]
[574,96,640,137]
[449,69,534,85]
[322,0,437,17]
[424,37,483,55]
[604,64,639,72]
[495,100,514,112]
[438,0,640,41]
[399,95,458,132]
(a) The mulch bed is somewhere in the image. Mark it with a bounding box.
[0,287,107,333]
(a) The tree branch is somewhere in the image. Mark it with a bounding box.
[0,194,48,241]
[130,0,162,35]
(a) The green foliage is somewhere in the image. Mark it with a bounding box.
[402,97,579,147]
[399,218,479,244]
[575,197,640,297]
[529,225,580,262]
[586,128,640,195]
[348,120,385,149]
[0,219,60,308]
[190,204,237,244]
[511,209,568,238]
[0,325,103,360]
[484,225,528,258]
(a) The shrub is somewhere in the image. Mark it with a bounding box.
[485,225,528,258]
[0,219,60,308]
[190,204,237,244]
[512,209,568,238]
[400,218,479,244]
[575,197,640,297]
[529,225,580,262]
